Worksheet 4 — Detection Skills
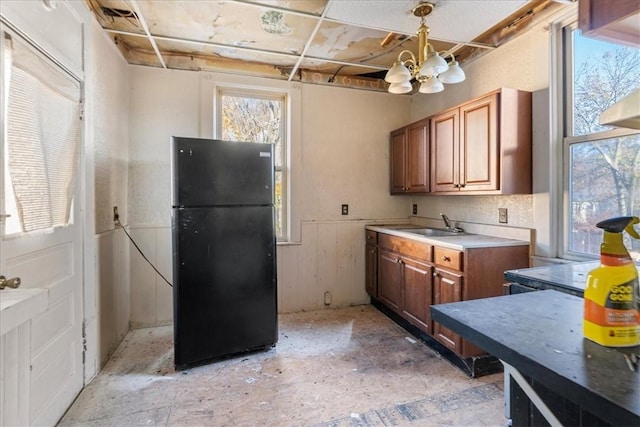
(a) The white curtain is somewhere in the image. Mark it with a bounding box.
[5,34,81,232]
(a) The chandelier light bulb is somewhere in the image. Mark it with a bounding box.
[438,60,466,84]
[388,80,413,94]
[419,76,444,94]
[420,51,448,77]
[384,62,412,84]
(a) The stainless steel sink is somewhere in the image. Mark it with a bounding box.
[398,228,467,237]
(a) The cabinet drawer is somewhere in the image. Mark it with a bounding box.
[378,234,432,261]
[366,230,377,244]
[434,247,463,271]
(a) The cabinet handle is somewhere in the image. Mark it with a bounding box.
[370,249,376,254]
[460,183,466,188]
[433,272,438,277]
[442,256,451,262]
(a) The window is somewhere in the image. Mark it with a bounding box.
[562,24,640,259]
[2,32,81,235]
[216,87,287,240]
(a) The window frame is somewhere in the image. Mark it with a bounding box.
[213,84,289,241]
[558,21,640,260]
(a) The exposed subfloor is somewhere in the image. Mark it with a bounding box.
[59,305,505,426]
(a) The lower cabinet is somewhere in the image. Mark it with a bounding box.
[365,244,377,297]
[366,229,530,363]
[433,268,463,353]
[374,234,434,334]
[377,248,403,312]
[401,258,433,333]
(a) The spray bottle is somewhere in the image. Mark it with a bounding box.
[583,216,640,347]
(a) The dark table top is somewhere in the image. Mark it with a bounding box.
[504,261,640,297]
[431,290,640,426]
[504,261,600,296]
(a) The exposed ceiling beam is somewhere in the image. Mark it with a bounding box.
[104,28,389,72]
[287,0,332,81]
[129,0,166,68]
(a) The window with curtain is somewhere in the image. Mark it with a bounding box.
[2,32,81,234]
[561,24,640,259]
[216,88,287,240]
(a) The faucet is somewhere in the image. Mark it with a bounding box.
[440,213,464,233]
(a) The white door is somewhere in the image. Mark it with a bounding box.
[0,20,84,426]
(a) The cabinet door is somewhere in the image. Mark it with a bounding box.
[365,244,377,297]
[433,268,463,352]
[460,94,498,192]
[390,129,407,193]
[377,248,403,312]
[401,257,433,333]
[430,108,459,192]
[407,120,429,192]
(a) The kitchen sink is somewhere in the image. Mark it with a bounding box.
[398,228,467,237]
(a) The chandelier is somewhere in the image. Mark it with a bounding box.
[384,2,466,94]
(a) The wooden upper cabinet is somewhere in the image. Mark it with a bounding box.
[390,129,407,193]
[390,119,429,194]
[407,120,430,192]
[578,0,640,47]
[460,93,499,192]
[430,88,532,195]
[431,108,459,192]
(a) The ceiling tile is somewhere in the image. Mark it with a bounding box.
[244,0,328,16]
[325,0,529,42]
[132,1,319,55]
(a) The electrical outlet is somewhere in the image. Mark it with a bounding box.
[412,204,418,215]
[498,208,508,224]
[341,204,349,215]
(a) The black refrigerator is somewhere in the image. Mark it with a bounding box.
[170,136,278,370]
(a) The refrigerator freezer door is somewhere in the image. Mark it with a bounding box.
[171,137,274,207]
[172,205,277,369]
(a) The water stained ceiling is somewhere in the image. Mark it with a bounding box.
[85,0,569,92]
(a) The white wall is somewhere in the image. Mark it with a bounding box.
[86,17,131,370]
[126,67,411,325]
[279,84,411,312]
[408,11,560,260]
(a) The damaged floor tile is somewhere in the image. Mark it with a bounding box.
[58,305,505,426]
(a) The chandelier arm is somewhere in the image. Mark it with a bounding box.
[396,49,417,66]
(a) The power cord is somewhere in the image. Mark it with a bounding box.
[115,218,173,288]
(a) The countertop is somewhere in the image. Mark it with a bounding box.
[366,224,530,250]
[505,260,640,297]
[0,288,48,335]
[430,290,640,426]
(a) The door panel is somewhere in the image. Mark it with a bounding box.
[365,244,377,297]
[1,22,84,426]
[171,137,275,206]
[401,258,432,332]
[172,206,277,369]
[390,129,407,193]
[407,120,429,192]
[433,269,463,352]
[460,94,498,191]
[430,108,459,192]
[377,249,402,312]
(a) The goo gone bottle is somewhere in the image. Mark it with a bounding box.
[584,216,640,347]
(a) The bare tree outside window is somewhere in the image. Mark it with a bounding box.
[219,92,286,239]
[567,30,640,258]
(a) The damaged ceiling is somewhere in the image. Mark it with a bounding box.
[85,0,571,92]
